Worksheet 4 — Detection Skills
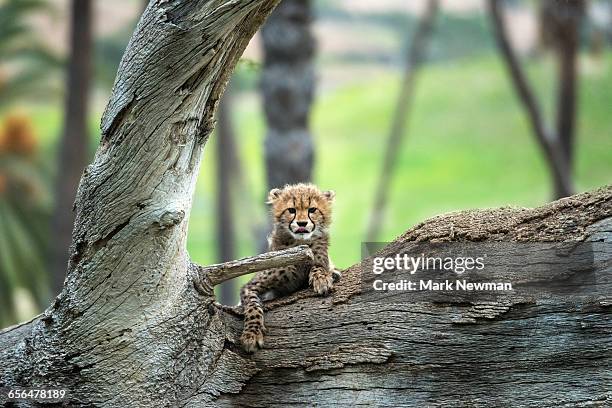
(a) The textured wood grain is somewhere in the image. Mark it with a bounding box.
[0,0,281,406]
[195,245,314,290]
[212,187,611,408]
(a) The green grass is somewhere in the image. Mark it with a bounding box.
[187,54,612,273]
[14,53,612,283]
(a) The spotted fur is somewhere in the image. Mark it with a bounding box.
[240,183,338,353]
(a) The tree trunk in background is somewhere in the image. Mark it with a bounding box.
[549,0,584,191]
[216,86,238,305]
[261,0,315,189]
[366,0,439,242]
[259,0,316,253]
[488,0,575,198]
[50,0,92,297]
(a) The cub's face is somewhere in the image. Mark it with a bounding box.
[268,183,335,241]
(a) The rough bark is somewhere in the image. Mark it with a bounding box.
[0,1,610,407]
[51,0,92,296]
[210,186,611,407]
[0,1,281,406]
[6,185,610,407]
[366,0,439,242]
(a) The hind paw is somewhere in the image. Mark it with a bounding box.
[241,326,265,353]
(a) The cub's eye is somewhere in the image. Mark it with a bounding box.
[287,208,296,214]
[308,208,317,213]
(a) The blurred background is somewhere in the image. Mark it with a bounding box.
[0,0,611,324]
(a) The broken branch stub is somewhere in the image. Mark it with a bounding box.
[193,245,314,295]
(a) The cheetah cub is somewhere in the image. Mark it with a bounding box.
[240,183,338,353]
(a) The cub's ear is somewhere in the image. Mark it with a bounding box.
[267,188,282,204]
[322,190,335,201]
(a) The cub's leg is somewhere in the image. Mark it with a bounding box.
[309,265,334,295]
[240,280,266,353]
[240,265,305,352]
[309,244,335,295]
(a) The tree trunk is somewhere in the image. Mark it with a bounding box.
[261,0,315,189]
[259,0,316,253]
[551,0,584,188]
[50,0,92,297]
[366,0,439,242]
[216,85,238,305]
[1,1,610,406]
[488,0,574,199]
[0,1,281,406]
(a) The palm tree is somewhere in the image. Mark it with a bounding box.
[261,0,316,190]
[0,113,51,325]
[0,0,61,108]
[0,0,58,326]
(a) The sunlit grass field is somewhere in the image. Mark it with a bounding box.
[188,54,612,273]
[25,54,612,285]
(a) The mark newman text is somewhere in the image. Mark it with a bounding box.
[373,279,513,292]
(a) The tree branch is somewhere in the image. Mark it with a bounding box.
[193,245,314,294]
[2,186,611,406]
[213,186,612,407]
[488,0,573,197]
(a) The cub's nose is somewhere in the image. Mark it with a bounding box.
[296,221,308,227]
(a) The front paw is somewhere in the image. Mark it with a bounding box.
[310,272,334,296]
[241,326,265,353]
